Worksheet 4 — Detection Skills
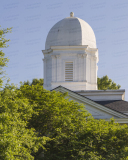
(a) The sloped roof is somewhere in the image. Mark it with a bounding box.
[95,100,128,114]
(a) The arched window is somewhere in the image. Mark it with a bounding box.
[65,62,73,81]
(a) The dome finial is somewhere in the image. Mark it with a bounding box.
[70,12,74,17]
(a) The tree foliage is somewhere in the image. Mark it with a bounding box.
[0,26,12,86]
[22,78,43,86]
[1,78,128,159]
[19,79,128,160]
[19,80,91,159]
[97,75,121,90]
[0,83,49,160]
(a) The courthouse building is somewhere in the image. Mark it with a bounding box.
[42,12,128,124]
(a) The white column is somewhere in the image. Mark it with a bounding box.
[74,59,77,81]
[77,54,82,82]
[82,54,87,82]
[90,57,92,84]
[76,55,79,81]
[51,55,56,82]
[86,55,91,83]
[90,56,97,84]
[85,54,88,82]
[56,55,61,82]
[43,58,47,86]
[93,56,97,84]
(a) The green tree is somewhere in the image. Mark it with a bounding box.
[1,78,128,159]
[74,118,128,160]
[0,26,12,86]
[19,81,91,159]
[19,80,128,160]
[0,83,49,160]
[97,75,121,90]
[22,78,43,86]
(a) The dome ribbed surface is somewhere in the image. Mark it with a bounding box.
[45,17,96,50]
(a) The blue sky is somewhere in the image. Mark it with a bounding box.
[1,0,128,100]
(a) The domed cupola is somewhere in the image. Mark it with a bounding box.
[42,12,99,91]
[45,12,96,50]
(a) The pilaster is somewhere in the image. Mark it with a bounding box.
[56,55,61,82]
[77,54,82,81]
[90,56,97,84]
[51,55,56,82]
[42,58,47,85]
[82,54,87,82]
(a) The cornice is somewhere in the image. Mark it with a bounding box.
[42,46,98,57]
[77,53,87,58]
[105,118,128,124]
[51,45,89,50]
[75,89,125,94]
[43,45,98,51]
[51,55,61,58]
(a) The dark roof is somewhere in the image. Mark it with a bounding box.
[95,100,128,114]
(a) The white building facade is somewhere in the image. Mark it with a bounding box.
[42,13,128,124]
[42,12,98,91]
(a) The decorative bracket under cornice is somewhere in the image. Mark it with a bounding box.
[42,49,53,54]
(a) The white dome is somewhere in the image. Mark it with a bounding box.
[45,15,96,50]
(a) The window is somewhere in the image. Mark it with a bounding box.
[65,62,73,81]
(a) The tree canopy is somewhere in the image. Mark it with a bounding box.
[0,26,12,87]
[17,79,128,160]
[21,78,43,86]
[0,27,49,160]
[0,83,49,160]
[97,75,121,90]
[1,78,128,159]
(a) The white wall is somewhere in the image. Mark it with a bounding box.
[43,46,98,91]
